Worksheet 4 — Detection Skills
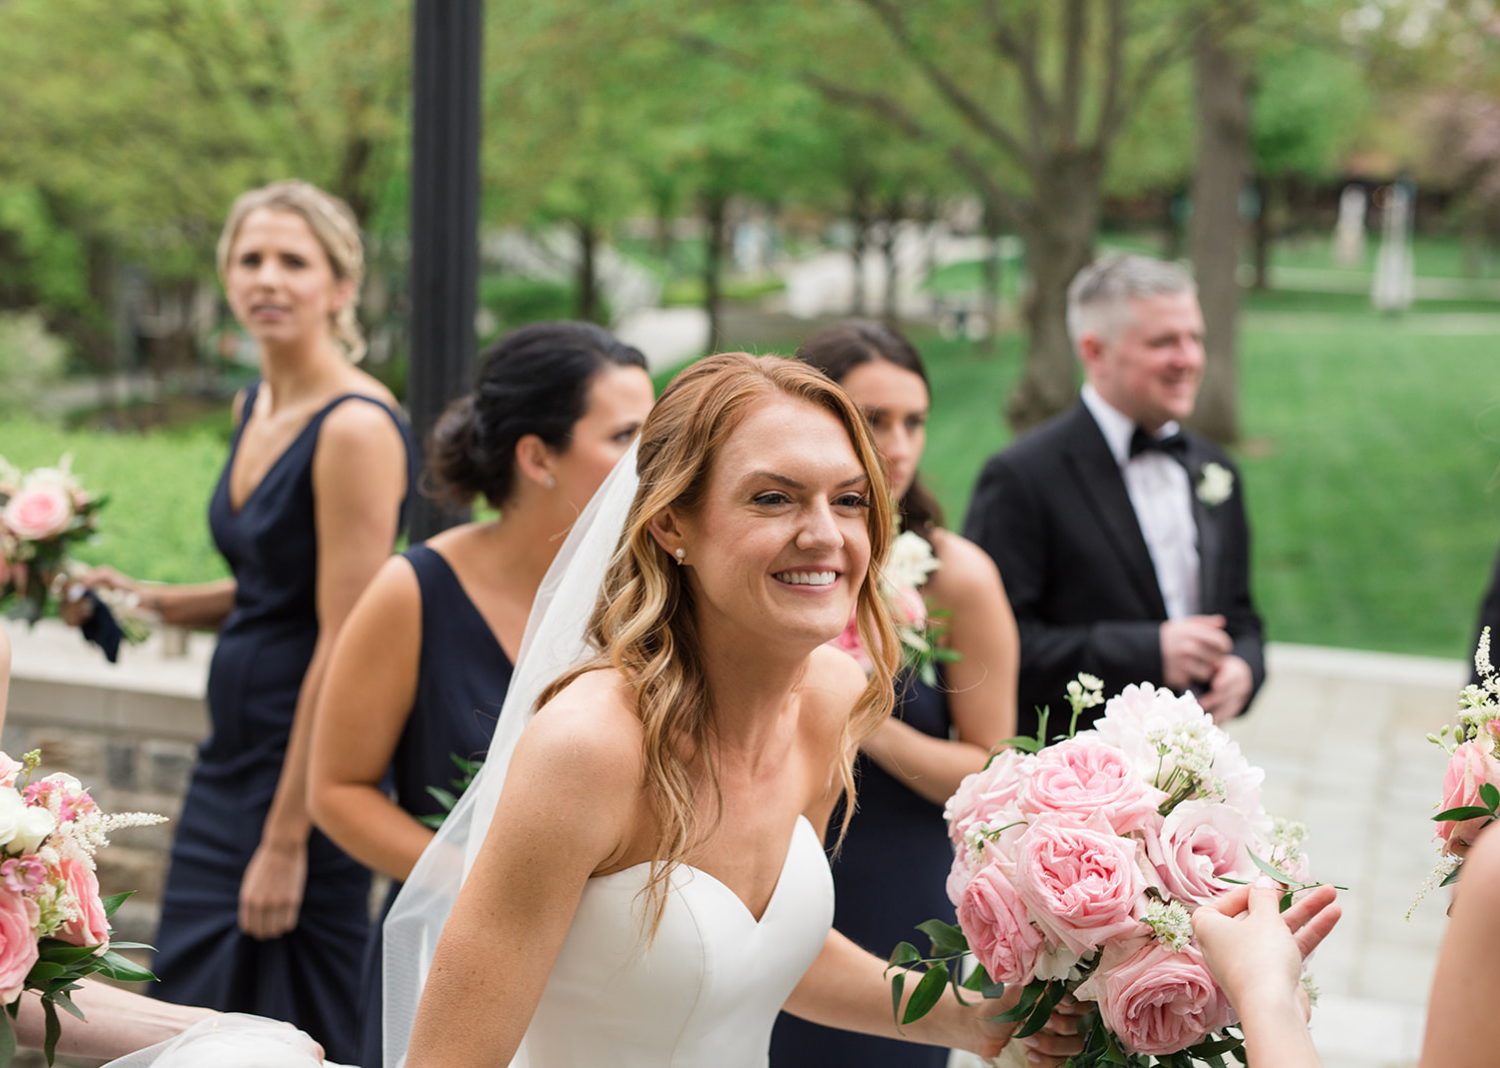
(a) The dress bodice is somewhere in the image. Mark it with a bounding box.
[519,815,834,1068]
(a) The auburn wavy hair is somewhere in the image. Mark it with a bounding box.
[539,352,900,936]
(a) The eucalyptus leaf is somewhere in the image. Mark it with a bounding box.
[901,963,949,1025]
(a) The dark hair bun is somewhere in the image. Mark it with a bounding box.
[423,321,648,510]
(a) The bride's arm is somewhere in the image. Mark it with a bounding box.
[405,690,640,1068]
[779,930,1081,1063]
[1418,828,1500,1066]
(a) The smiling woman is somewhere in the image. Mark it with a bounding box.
[394,353,1085,1068]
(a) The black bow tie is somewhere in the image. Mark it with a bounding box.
[1128,427,1188,463]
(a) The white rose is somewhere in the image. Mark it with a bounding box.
[0,791,26,851]
[1196,462,1234,507]
[14,808,55,855]
[886,530,941,590]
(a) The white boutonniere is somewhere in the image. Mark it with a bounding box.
[1196,462,1234,507]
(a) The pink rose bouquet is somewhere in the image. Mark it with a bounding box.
[889,676,1325,1066]
[1413,627,1500,906]
[0,455,105,627]
[0,749,166,1064]
[830,529,953,684]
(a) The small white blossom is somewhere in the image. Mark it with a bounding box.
[1300,974,1320,1008]
[886,530,941,590]
[1196,462,1234,507]
[1143,899,1195,951]
[1408,853,1462,919]
[1033,944,1083,982]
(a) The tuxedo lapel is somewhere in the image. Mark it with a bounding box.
[1186,437,1225,613]
[1061,407,1168,617]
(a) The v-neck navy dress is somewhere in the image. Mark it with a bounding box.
[151,382,414,1064]
[355,543,513,1068]
[769,669,956,1068]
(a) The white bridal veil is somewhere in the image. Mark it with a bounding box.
[380,441,642,1067]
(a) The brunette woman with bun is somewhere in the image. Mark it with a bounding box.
[772,321,1020,1068]
[308,321,653,1068]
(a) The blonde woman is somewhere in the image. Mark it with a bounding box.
[396,355,1083,1068]
[69,180,413,1062]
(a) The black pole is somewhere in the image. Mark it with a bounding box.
[407,0,482,542]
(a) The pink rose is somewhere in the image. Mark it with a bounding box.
[945,749,1033,847]
[1436,741,1500,852]
[891,584,926,628]
[0,755,21,791]
[957,865,1045,985]
[1009,814,1145,956]
[55,859,109,954]
[1074,937,1234,1056]
[0,885,39,1002]
[2,485,73,541]
[1018,738,1166,835]
[1142,800,1260,907]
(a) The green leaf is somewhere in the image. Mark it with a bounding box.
[1188,1035,1244,1057]
[901,963,949,1025]
[946,964,975,1007]
[424,785,459,811]
[0,1008,14,1068]
[890,970,905,1026]
[1013,980,1059,1039]
[50,989,86,1023]
[991,978,1045,1023]
[999,735,1041,754]
[1433,805,1492,822]
[1482,782,1500,812]
[1441,865,1463,887]
[102,941,154,953]
[35,943,97,966]
[27,962,66,986]
[887,941,921,969]
[42,996,59,1065]
[93,949,156,984]
[915,919,967,957]
[962,963,987,991]
[417,812,445,829]
[1246,850,1299,885]
[100,891,134,920]
[978,972,1006,999]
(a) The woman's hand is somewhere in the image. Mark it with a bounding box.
[238,837,308,940]
[56,566,141,627]
[1191,882,1340,1020]
[971,986,1089,1066]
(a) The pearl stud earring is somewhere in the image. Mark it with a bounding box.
[674,548,686,565]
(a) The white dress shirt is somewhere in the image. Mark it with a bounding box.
[1080,385,1201,620]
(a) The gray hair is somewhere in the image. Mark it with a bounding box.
[1066,254,1195,349]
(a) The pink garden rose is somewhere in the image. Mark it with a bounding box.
[945,749,1033,848]
[1018,737,1166,835]
[0,754,22,791]
[1009,814,1145,956]
[1436,740,1500,851]
[55,859,109,954]
[1,484,73,541]
[0,885,39,1002]
[1142,799,1261,907]
[1074,937,1234,1056]
[957,865,1044,985]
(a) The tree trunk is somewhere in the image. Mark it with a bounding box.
[849,177,873,317]
[880,192,903,324]
[1006,150,1102,432]
[1189,29,1251,445]
[575,219,600,324]
[701,189,728,352]
[1251,174,1271,291]
[979,199,1003,356]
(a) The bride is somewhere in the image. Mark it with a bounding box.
[396,353,1084,1067]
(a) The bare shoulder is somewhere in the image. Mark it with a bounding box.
[319,394,405,452]
[513,669,645,799]
[800,645,869,734]
[925,528,1006,612]
[353,553,423,620]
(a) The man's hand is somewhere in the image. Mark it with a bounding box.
[1160,615,1232,691]
[1199,654,1254,723]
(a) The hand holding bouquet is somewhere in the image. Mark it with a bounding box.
[892,677,1328,1066]
[0,749,166,1065]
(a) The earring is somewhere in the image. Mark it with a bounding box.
[674,548,686,565]
[545,475,556,489]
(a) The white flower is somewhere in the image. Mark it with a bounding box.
[14,807,55,855]
[1032,943,1083,982]
[0,790,25,851]
[886,530,941,591]
[1197,462,1234,507]
[1143,899,1195,951]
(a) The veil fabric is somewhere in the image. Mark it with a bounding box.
[380,441,641,1067]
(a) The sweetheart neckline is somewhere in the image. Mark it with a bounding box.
[590,814,817,927]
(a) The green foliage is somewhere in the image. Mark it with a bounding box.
[478,276,601,336]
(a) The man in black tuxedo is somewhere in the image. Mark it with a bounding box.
[964,255,1263,737]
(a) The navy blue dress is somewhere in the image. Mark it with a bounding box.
[152,383,414,1065]
[355,543,514,1067]
[770,670,955,1068]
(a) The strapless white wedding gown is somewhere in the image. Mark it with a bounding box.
[517,814,834,1067]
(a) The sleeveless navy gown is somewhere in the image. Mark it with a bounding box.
[770,670,955,1068]
[355,543,514,1067]
[152,383,414,1064]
